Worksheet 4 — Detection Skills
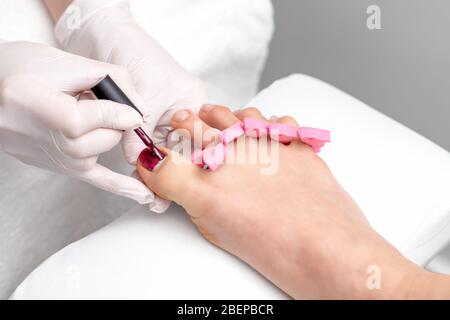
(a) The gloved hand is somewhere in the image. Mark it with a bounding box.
[55,0,207,212]
[0,41,154,204]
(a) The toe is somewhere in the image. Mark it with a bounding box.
[271,115,299,126]
[171,109,220,148]
[234,107,267,121]
[137,147,204,205]
[199,104,242,130]
[268,116,299,144]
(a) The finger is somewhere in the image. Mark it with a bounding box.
[2,75,142,139]
[15,151,98,173]
[171,109,221,148]
[77,163,154,204]
[148,197,172,214]
[199,104,241,130]
[31,50,122,93]
[73,60,149,127]
[0,129,100,172]
[64,99,143,138]
[121,128,147,165]
[78,91,96,100]
[13,154,64,173]
[234,107,267,122]
[55,128,123,159]
[64,57,148,118]
[137,148,203,204]
[76,99,143,133]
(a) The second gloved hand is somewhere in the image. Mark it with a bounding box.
[55,0,207,212]
[0,41,153,204]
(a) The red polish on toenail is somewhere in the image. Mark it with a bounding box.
[139,148,163,171]
[134,128,165,161]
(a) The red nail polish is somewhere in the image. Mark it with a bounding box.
[134,128,165,160]
[139,148,162,171]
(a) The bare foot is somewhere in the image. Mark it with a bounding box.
[137,104,424,299]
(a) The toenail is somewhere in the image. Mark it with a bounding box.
[173,110,190,122]
[200,104,214,113]
[138,148,162,171]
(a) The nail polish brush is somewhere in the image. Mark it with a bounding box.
[91,75,165,161]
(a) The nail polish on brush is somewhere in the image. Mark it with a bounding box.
[134,127,165,160]
[91,75,165,161]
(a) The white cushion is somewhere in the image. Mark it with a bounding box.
[11,74,450,299]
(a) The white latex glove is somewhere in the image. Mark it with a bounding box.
[0,41,154,204]
[55,0,207,212]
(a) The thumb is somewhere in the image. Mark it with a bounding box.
[76,163,154,204]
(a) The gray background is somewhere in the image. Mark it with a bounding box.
[261,0,450,151]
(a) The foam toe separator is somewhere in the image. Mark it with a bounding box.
[191,118,331,170]
[243,118,270,138]
[268,123,299,144]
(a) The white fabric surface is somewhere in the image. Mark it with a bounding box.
[11,74,450,299]
[0,0,273,299]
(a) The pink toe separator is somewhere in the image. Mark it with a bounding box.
[192,118,331,170]
[221,122,245,144]
[191,149,205,167]
[268,123,299,144]
[298,127,331,153]
[202,143,226,171]
[243,118,269,137]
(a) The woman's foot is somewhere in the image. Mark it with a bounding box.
[137,104,422,299]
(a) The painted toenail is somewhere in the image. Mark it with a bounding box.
[138,148,162,171]
[173,110,190,122]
